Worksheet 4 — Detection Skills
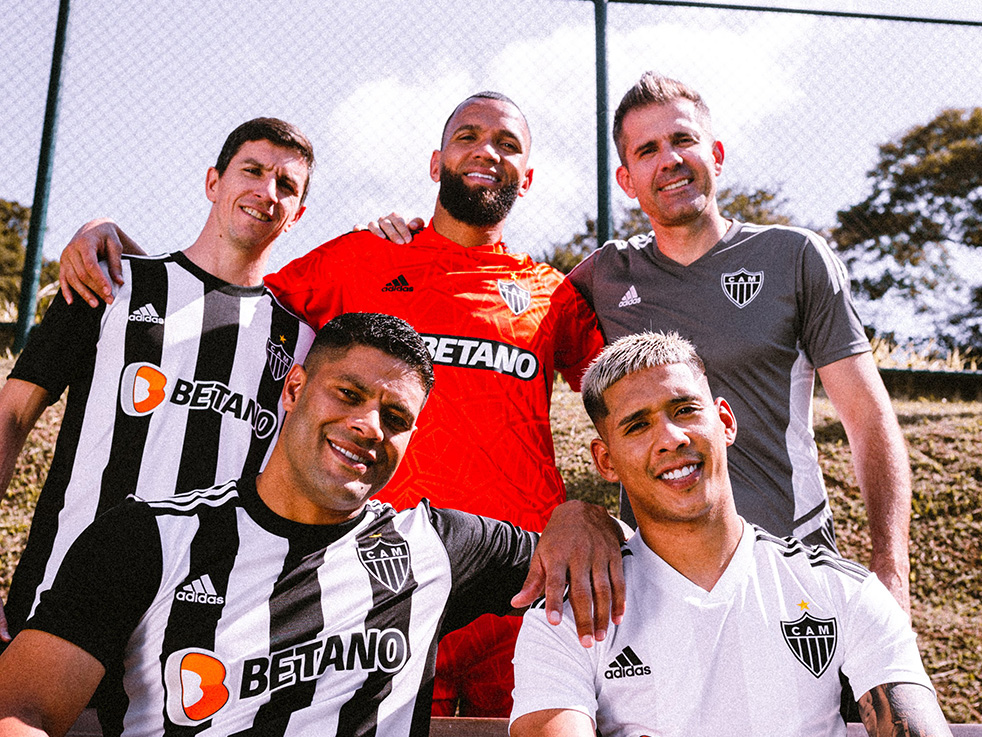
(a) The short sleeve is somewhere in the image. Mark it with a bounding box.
[428,505,537,634]
[26,499,163,669]
[264,236,351,328]
[549,277,604,391]
[510,603,600,727]
[840,574,935,700]
[9,292,104,401]
[796,232,870,369]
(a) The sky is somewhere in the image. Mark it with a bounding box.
[3,1,981,339]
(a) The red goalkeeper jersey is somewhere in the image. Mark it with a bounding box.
[265,225,603,532]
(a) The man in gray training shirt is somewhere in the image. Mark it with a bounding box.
[568,72,911,613]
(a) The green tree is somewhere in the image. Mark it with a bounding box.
[0,199,60,317]
[547,185,792,273]
[832,108,982,349]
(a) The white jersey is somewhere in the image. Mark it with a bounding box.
[6,252,314,632]
[512,523,932,737]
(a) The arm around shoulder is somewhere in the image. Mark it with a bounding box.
[0,629,104,737]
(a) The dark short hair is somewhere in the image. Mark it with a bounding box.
[440,91,531,149]
[612,72,712,165]
[306,313,435,397]
[214,117,316,204]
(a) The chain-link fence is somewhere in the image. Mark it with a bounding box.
[4,0,982,721]
[5,2,980,270]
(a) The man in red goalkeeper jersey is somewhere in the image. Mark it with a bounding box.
[57,92,605,718]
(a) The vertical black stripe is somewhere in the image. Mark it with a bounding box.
[335,514,418,737]
[160,497,241,737]
[238,538,328,735]
[241,298,302,479]
[175,286,241,492]
[97,256,170,515]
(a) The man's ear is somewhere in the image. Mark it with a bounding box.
[429,150,442,183]
[283,205,306,233]
[281,364,308,412]
[205,167,221,204]
[715,397,737,446]
[615,165,637,200]
[712,140,725,175]
[590,437,620,484]
[517,167,534,198]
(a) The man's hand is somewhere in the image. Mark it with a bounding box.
[511,500,626,648]
[59,219,145,307]
[352,213,425,245]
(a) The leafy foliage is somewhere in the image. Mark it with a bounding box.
[833,108,982,350]
[546,185,792,273]
[0,199,60,315]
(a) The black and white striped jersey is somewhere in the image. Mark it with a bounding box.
[6,252,314,633]
[28,477,536,737]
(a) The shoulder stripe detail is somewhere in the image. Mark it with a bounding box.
[143,479,240,513]
[753,526,870,582]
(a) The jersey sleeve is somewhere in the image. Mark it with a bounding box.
[25,498,163,669]
[510,602,600,727]
[567,251,598,310]
[796,231,870,369]
[428,505,537,634]
[839,574,935,700]
[8,291,104,402]
[263,236,351,329]
[549,276,605,392]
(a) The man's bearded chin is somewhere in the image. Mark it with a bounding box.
[438,166,520,227]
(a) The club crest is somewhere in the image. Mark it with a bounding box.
[721,268,764,308]
[781,612,837,678]
[498,280,531,316]
[266,338,293,381]
[357,538,411,594]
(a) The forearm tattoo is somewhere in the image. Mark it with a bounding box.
[858,682,952,737]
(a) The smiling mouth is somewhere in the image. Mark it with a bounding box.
[659,178,693,192]
[242,206,272,222]
[464,172,499,184]
[659,463,699,481]
[329,440,372,467]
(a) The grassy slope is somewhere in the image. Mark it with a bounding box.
[0,357,979,721]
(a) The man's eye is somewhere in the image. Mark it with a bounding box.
[385,413,411,433]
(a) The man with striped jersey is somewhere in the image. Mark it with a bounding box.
[510,332,948,737]
[0,118,316,641]
[0,313,625,737]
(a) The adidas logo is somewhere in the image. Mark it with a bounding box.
[175,574,225,605]
[618,285,641,308]
[129,303,165,324]
[604,646,650,679]
[382,275,413,292]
